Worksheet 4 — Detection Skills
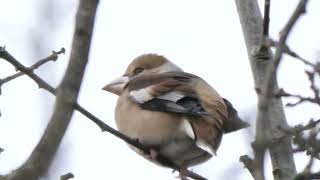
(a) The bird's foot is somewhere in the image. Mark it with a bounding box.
[146,148,158,161]
[175,166,191,180]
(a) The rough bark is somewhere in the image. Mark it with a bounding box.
[235,0,297,180]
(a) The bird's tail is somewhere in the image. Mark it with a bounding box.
[222,98,250,133]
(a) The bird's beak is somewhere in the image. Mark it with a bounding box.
[102,76,129,96]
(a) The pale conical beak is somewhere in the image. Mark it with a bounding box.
[102,76,129,96]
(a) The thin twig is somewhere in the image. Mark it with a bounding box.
[294,147,320,180]
[280,119,320,176]
[264,38,315,67]
[262,0,308,100]
[60,172,74,180]
[0,49,206,180]
[32,48,65,68]
[0,48,65,94]
[239,155,257,179]
[263,0,271,37]
[279,91,320,107]
[0,47,56,94]
[276,70,320,107]
[280,118,320,135]
[306,71,320,103]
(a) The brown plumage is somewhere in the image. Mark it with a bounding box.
[102,54,249,170]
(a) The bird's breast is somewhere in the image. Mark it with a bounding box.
[115,95,185,145]
[115,94,212,167]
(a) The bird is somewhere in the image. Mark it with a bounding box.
[102,54,249,178]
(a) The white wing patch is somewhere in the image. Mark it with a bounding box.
[129,88,154,103]
[180,119,216,156]
[196,140,216,155]
[129,87,184,104]
[179,119,195,140]
[158,91,185,102]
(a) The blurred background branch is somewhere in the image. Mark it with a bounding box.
[0,0,98,179]
[59,172,74,180]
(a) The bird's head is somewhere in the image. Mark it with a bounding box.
[102,54,182,95]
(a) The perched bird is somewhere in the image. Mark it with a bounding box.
[102,54,249,176]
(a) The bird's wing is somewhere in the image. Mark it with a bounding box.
[126,72,209,116]
[127,71,228,120]
[126,71,248,154]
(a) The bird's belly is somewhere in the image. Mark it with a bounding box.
[158,138,212,167]
[115,102,211,166]
[115,106,184,145]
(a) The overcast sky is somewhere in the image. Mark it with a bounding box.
[0,0,319,180]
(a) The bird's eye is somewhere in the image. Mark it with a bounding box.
[133,67,144,75]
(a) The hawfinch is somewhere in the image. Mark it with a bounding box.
[103,54,248,174]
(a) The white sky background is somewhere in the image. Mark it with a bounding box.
[0,0,319,180]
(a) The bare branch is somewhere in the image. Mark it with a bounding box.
[264,38,315,67]
[1,0,98,179]
[262,0,270,37]
[276,69,320,107]
[293,131,320,180]
[30,48,65,70]
[294,171,320,180]
[0,48,65,94]
[277,90,320,107]
[239,155,258,179]
[280,118,320,135]
[306,70,320,102]
[261,0,309,114]
[60,172,74,180]
[259,0,309,177]
[255,1,309,179]
[234,0,311,179]
[0,47,56,94]
[279,119,320,178]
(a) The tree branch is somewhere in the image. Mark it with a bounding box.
[1,0,98,179]
[276,61,320,107]
[239,155,259,179]
[60,172,74,180]
[264,38,315,67]
[292,128,320,180]
[0,48,65,95]
[0,47,56,94]
[262,0,270,37]
[235,0,307,179]
[281,118,320,135]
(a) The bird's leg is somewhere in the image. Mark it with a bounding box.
[175,166,191,180]
[147,148,158,160]
[134,138,159,161]
[133,138,158,160]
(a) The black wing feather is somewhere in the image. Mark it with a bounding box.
[140,97,209,116]
[140,97,249,133]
